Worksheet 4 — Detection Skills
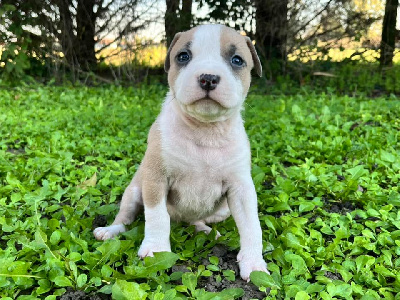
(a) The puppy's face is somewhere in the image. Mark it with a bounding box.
[165,25,262,122]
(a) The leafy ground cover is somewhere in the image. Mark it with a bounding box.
[253,62,400,97]
[1,84,400,299]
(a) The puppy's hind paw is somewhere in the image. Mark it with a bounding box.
[93,224,126,240]
[138,240,171,258]
[193,221,221,239]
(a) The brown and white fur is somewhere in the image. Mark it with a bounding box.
[93,24,268,281]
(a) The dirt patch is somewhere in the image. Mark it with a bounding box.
[262,179,274,190]
[326,201,357,214]
[6,139,26,155]
[337,175,345,181]
[171,264,191,273]
[58,246,267,299]
[58,289,110,300]
[322,196,363,215]
[349,121,382,131]
[92,215,108,229]
[325,271,343,281]
[198,245,268,300]
[6,146,26,155]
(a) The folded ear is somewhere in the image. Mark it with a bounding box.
[245,37,262,77]
[164,33,182,73]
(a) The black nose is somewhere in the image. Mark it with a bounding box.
[199,74,220,91]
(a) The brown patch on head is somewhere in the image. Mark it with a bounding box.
[220,26,262,92]
[245,37,262,77]
[164,33,182,73]
[165,28,196,91]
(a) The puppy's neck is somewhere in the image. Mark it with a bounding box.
[162,96,243,148]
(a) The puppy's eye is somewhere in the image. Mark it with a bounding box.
[177,51,190,63]
[231,55,244,66]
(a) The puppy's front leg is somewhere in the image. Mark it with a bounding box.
[228,178,269,281]
[138,181,171,258]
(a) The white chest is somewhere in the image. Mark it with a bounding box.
[162,141,233,221]
[158,100,250,222]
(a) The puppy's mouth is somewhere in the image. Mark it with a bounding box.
[191,92,228,108]
[183,96,231,122]
[193,97,224,108]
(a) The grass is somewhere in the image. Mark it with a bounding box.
[252,62,400,98]
[1,84,400,299]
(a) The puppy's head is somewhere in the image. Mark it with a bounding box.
[165,24,262,123]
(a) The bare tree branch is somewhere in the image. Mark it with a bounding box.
[292,0,334,37]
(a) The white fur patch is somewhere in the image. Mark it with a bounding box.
[138,199,171,258]
[191,220,221,239]
[93,224,126,240]
[159,100,251,222]
[191,25,222,61]
[237,249,270,281]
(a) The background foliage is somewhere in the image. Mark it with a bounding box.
[0,0,399,85]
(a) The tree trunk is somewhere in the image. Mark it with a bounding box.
[180,0,192,31]
[165,0,192,48]
[76,0,97,70]
[165,0,180,47]
[58,0,76,67]
[255,0,288,75]
[57,0,97,70]
[380,0,399,66]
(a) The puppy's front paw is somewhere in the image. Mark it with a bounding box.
[237,250,269,282]
[138,239,171,258]
[93,224,126,240]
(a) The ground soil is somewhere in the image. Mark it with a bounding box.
[324,271,343,281]
[57,245,267,300]
[58,289,110,300]
[58,244,267,299]
[92,214,108,229]
[198,245,268,300]
[323,198,360,215]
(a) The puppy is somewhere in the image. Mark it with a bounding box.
[93,24,268,281]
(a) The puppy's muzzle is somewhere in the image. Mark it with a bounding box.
[199,74,220,91]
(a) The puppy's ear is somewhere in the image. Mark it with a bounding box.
[164,33,182,73]
[245,37,262,77]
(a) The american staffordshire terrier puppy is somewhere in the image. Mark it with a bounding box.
[93,24,268,280]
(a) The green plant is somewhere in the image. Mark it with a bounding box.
[1,85,400,299]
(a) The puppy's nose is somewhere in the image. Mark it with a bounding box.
[199,74,220,91]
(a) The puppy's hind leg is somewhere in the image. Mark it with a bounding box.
[191,220,222,239]
[203,198,231,224]
[93,171,143,240]
[192,198,231,239]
